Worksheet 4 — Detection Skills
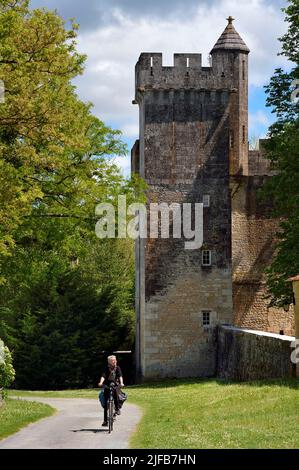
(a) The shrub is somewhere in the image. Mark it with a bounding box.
[0,340,15,399]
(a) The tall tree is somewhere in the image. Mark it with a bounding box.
[0,0,127,261]
[263,0,299,306]
[0,0,146,387]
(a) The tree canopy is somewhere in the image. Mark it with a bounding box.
[0,0,129,258]
[263,0,299,306]
[0,0,144,388]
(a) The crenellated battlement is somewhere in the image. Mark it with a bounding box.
[137,52,203,69]
[135,51,242,98]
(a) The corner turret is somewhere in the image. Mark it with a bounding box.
[210,17,250,175]
[210,16,250,54]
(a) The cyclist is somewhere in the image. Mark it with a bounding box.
[98,355,124,427]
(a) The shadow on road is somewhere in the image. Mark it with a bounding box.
[71,429,105,434]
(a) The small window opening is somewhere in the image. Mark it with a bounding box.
[202,250,211,266]
[203,195,210,208]
[202,310,211,326]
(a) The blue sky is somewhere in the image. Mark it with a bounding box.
[30,0,289,175]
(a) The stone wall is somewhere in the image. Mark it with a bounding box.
[135,50,248,178]
[217,325,295,380]
[248,139,275,177]
[231,175,295,336]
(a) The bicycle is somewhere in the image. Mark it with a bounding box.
[104,382,117,433]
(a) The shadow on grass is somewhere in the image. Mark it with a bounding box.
[128,377,299,390]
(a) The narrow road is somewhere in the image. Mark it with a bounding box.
[0,397,142,449]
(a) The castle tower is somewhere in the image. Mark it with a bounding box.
[132,19,250,379]
[210,16,250,175]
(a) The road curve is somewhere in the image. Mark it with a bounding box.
[0,397,142,449]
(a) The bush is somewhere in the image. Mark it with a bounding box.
[0,340,15,399]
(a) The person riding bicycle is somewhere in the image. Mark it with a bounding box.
[98,355,124,427]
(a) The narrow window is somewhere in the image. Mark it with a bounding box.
[202,310,211,326]
[229,130,234,149]
[203,194,210,208]
[150,56,153,76]
[186,57,190,68]
[242,60,245,80]
[242,125,246,144]
[202,250,211,266]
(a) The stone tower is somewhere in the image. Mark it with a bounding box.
[132,18,250,379]
[211,16,250,175]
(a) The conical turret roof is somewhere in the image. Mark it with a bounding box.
[210,17,250,53]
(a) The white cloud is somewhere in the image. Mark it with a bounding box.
[111,155,131,178]
[120,123,140,138]
[249,109,274,140]
[71,0,289,173]
[249,110,271,128]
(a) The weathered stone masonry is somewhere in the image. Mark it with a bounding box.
[217,325,295,381]
[132,18,295,380]
[231,174,295,335]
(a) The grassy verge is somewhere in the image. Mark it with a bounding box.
[8,378,299,448]
[0,399,55,440]
[128,378,299,448]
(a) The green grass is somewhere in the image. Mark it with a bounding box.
[128,378,299,448]
[0,398,55,440]
[8,378,299,448]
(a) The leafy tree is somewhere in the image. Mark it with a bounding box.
[0,236,137,389]
[0,0,126,262]
[0,206,138,389]
[0,0,146,388]
[263,0,299,306]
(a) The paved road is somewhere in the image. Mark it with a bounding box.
[0,397,142,449]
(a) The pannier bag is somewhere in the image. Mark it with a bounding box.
[118,391,127,407]
[98,390,106,408]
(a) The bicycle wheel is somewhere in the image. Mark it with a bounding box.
[108,399,114,433]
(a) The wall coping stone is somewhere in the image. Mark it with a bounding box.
[219,324,295,342]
